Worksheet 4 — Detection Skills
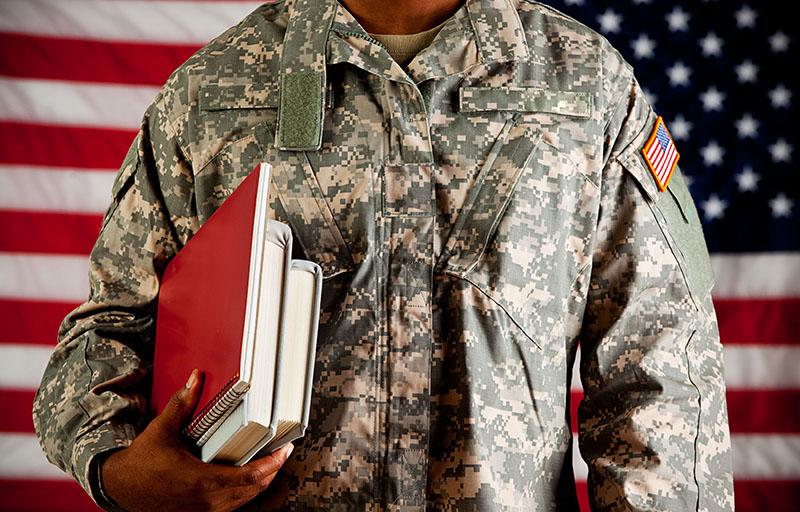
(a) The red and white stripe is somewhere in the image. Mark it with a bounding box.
[0,1,797,510]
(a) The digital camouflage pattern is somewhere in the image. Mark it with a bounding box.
[32,0,735,509]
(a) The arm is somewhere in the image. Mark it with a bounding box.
[576,42,735,511]
[31,93,292,511]
[32,97,184,505]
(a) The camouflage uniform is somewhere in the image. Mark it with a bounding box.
[32,0,734,510]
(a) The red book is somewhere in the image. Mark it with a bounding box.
[150,162,279,441]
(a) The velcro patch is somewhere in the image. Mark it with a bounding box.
[641,116,680,192]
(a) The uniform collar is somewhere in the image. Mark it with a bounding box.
[275,0,529,151]
[327,0,529,80]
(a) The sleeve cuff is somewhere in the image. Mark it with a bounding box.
[71,421,137,510]
[89,449,128,512]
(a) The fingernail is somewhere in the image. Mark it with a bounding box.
[185,369,198,389]
[285,443,294,458]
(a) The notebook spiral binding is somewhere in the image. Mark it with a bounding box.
[194,397,242,447]
[184,374,249,442]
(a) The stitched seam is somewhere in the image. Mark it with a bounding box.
[683,329,703,511]
[443,269,542,350]
[195,132,258,175]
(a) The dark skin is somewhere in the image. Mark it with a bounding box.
[101,369,294,511]
[101,1,466,509]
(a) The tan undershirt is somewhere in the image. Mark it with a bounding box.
[368,17,450,67]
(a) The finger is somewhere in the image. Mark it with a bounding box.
[205,442,294,491]
[152,368,203,434]
[239,442,294,488]
[225,472,279,509]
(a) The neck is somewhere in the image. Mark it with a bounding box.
[338,0,466,34]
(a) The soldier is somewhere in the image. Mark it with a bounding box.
[32,0,735,510]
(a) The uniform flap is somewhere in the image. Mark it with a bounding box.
[198,83,280,111]
[458,86,592,118]
[268,151,356,277]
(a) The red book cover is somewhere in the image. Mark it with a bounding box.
[150,163,263,431]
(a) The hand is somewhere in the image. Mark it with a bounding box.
[100,369,294,511]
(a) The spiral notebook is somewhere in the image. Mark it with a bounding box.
[149,161,321,462]
[199,260,322,465]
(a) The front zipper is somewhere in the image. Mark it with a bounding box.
[334,29,389,51]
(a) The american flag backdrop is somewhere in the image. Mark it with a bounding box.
[0,0,797,510]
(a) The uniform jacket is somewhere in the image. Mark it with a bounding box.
[32,0,735,510]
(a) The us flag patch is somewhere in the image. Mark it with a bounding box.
[641,116,680,192]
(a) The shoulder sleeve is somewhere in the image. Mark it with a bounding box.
[576,37,735,511]
[31,91,194,505]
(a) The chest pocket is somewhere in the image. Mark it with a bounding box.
[250,122,355,280]
[618,146,715,308]
[436,111,598,349]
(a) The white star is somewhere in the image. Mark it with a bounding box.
[632,0,652,4]
[701,141,724,166]
[700,33,723,56]
[702,194,727,220]
[769,31,790,52]
[769,85,792,108]
[564,0,584,5]
[631,34,656,59]
[666,7,690,32]
[667,62,692,87]
[770,139,793,163]
[701,87,725,111]
[770,194,794,218]
[735,5,758,28]
[736,60,758,83]
[735,113,759,138]
[735,167,760,191]
[670,115,692,140]
[598,9,622,33]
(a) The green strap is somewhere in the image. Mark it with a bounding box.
[275,0,337,151]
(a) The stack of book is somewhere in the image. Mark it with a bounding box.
[149,162,322,465]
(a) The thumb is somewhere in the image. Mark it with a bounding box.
[154,368,203,435]
[243,442,295,482]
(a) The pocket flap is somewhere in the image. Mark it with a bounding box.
[458,86,592,118]
[252,122,355,278]
[440,116,543,274]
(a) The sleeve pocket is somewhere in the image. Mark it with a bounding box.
[618,149,716,308]
[657,168,716,302]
